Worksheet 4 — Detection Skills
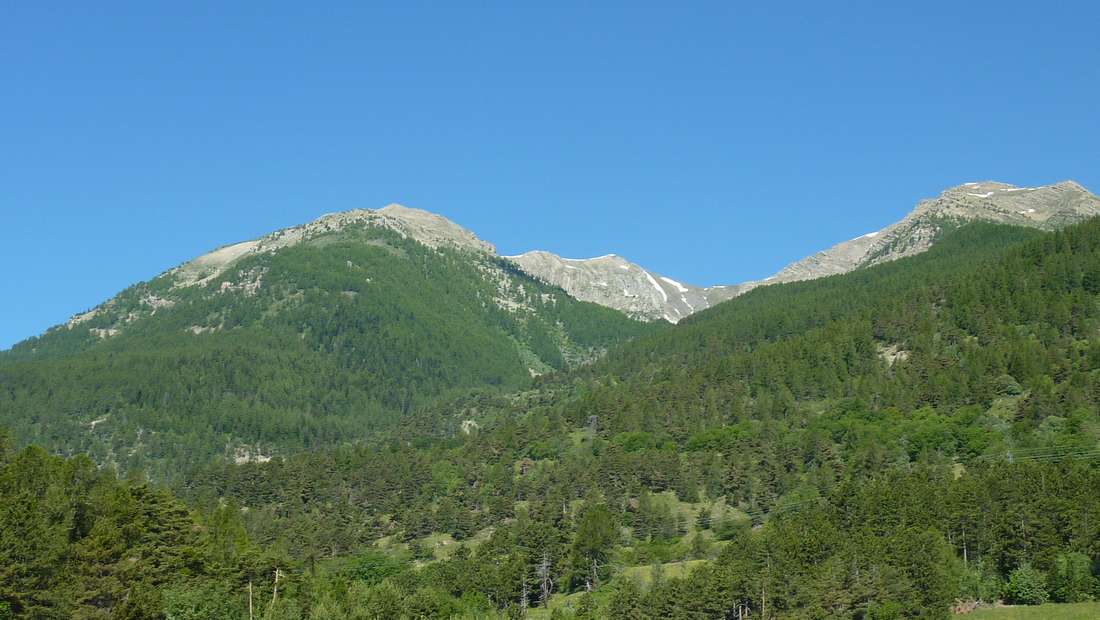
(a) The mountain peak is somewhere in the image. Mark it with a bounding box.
[172,204,493,288]
[1053,179,1087,191]
[506,250,717,323]
[912,180,1099,225]
[753,179,1100,293]
[371,203,494,254]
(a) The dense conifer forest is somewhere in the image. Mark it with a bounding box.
[0,227,654,481]
[4,219,1100,618]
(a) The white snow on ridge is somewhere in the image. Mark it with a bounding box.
[562,254,617,262]
[862,231,879,239]
[967,192,995,198]
[660,276,689,293]
[642,271,668,302]
[618,264,630,270]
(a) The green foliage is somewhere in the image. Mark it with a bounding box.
[7,218,1100,617]
[1050,552,1097,603]
[0,227,653,481]
[347,581,403,619]
[606,579,645,619]
[351,549,409,585]
[568,502,618,591]
[163,583,240,620]
[0,445,269,619]
[958,560,1004,604]
[574,592,597,620]
[1005,563,1050,605]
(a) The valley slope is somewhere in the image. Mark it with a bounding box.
[178,218,1100,618]
[5,201,1100,619]
[0,206,654,478]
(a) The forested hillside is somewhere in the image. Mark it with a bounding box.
[5,218,1100,618]
[163,219,1100,617]
[0,430,277,619]
[0,225,654,480]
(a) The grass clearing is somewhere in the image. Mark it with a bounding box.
[619,559,709,587]
[965,602,1100,619]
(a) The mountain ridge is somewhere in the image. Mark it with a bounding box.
[31,178,1100,341]
[507,179,1100,321]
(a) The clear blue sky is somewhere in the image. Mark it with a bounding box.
[3,2,1098,349]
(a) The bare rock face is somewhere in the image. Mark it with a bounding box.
[754,181,1100,290]
[504,252,726,323]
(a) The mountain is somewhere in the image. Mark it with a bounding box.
[0,205,654,477]
[174,218,1100,617]
[747,180,1100,288]
[169,204,495,289]
[504,251,736,323]
[507,180,1100,321]
[7,199,1100,618]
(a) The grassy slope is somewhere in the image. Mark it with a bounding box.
[967,602,1100,619]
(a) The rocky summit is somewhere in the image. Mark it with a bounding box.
[755,180,1100,287]
[503,251,736,323]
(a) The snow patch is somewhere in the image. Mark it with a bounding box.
[562,254,616,262]
[967,192,994,198]
[659,276,689,293]
[642,271,668,302]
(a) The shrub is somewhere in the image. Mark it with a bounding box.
[1050,551,1097,603]
[1003,563,1049,605]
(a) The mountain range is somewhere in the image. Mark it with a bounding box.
[38,179,1100,334]
[1,178,1095,474]
[510,180,1100,321]
[5,179,1100,618]
[0,207,654,477]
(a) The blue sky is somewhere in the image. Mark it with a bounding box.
[2,2,1098,349]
